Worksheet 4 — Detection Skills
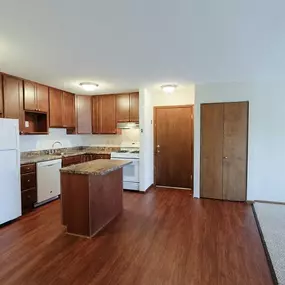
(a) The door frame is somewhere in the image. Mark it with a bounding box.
[153,105,194,188]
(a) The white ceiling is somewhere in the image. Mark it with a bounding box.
[0,0,285,95]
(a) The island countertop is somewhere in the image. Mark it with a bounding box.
[60,159,131,175]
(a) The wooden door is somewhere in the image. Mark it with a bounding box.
[0,74,3,117]
[24,80,37,111]
[200,104,224,199]
[154,106,193,188]
[222,102,248,201]
[76,95,92,134]
[100,95,117,134]
[62,92,75,128]
[3,75,24,133]
[116,93,130,122]
[130,92,139,122]
[49,88,63,127]
[200,102,248,201]
[36,84,49,112]
[92,96,100,134]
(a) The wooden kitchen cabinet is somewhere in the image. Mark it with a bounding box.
[20,163,37,214]
[0,74,3,117]
[76,95,92,134]
[23,81,49,112]
[49,89,75,128]
[62,155,82,167]
[23,80,37,111]
[130,92,139,122]
[49,88,63,127]
[116,93,130,122]
[116,92,139,123]
[3,74,24,133]
[92,95,116,134]
[62,92,75,128]
[37,84,49,113]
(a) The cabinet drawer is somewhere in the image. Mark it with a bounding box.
[21,172,36,191]
[21,163,36,174]
[22,188,37,211]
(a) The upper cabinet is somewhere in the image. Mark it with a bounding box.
[92,95,117,134]
[24,81,49,112]
[130,92,139,122]
[76,95,92,134]
[49,88,63,127]
[116,92,139,123]
[62,92,75,128]
[37,84,49,113]
[49,88,75,128]
[3,74,24,133]
[116,93,130,122]
[0,74,3,117]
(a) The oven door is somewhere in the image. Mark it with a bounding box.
[112,158,139,183]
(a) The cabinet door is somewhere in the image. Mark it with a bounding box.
[23,80,37,111]
[116,93,130,122]
[37,84,49,112]
[3,75,24,133]
[100,95,117,134]
[130,92,139,122]
[49,88,63,127]
[92,96,100,134]
[0,74,3,117]
[77,95,92,134]
[62,92,75,128]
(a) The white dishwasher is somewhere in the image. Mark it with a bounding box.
[36,159,62,205]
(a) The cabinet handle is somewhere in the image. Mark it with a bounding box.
[27,179,30,182]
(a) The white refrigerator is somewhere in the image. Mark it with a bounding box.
[0,119,21,225]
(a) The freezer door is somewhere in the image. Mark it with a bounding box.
[0,119,19,150]
[0,150,21,224]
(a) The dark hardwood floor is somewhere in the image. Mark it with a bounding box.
[0,188,273,285]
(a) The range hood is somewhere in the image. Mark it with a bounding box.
[117,122,139,129]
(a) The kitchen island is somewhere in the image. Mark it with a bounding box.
[60,159,131,238]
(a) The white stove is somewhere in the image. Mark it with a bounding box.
[111,143,140,191]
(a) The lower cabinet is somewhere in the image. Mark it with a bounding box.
[20,164,37,214]
[62,155,83,167]
[62,153,111,166]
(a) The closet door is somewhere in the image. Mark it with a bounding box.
[200,103,224,199]
[222,102,248,201]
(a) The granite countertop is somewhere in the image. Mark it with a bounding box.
[60,159,132,176]
[20,147,119,165]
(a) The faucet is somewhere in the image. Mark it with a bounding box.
[52,141,63,149]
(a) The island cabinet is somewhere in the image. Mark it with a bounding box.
[3,74,25,133]
[0,74,3,118]
[49,88,75,128]
[60,159,130,237]
[116,92,139,123]
[24,81,49,113]
[92,95,116,134]
[76,95,92,134]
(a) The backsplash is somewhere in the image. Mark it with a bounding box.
[19,128,140,152]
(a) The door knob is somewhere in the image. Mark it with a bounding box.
[157,145,160,148]
[223,156,228,159]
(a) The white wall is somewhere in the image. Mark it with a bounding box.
[194,82,285,203]
[152,84,195,106]
[20,128,140,152]
[139,88,154,191]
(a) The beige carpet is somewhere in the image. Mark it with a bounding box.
[254,202,285,285]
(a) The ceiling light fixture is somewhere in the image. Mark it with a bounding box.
[161,84,177,94]
[79,82,99,91]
